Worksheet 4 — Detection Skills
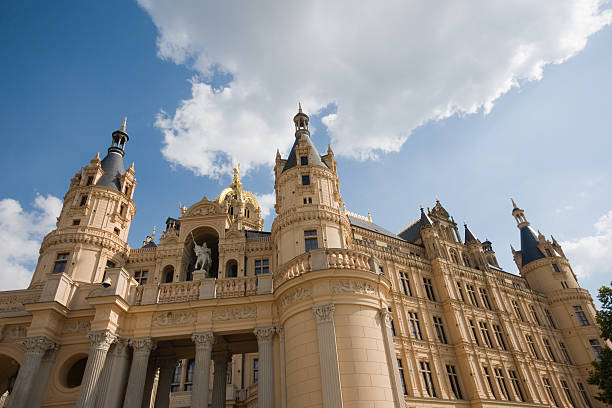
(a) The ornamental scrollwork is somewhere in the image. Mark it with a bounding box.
[21,336,57,355]
[279,286,312,309]
[212,306,256,321]
[130,337,156,354]
[254,327,276,343]
[330,279,376,295]
[87,330,116,350]
[192,332,215,349]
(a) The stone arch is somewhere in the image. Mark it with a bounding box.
[184,226,220,279]
[162,265,175,283]
[0,353,20,402]
[225,259,238,278]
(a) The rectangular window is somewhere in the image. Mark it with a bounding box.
[494,368,510,400]
[304,230,318,252]
[419,361,436,397]
[469,319,480,346]
[399,272,412,296]
[466,284,479,307]
[255,259,270,275]
[114,227,120,235]
[72,219,80,226]
[134,270,148,285]
[423,277,436,301]
[529,304,542,325]
[545,309,557,329]
[301,175,310,185]
[79,195,88,206]
[589,339,602,359]
[456,281,465,302]
[483,366,496,399]
[52,253,69,274]
[561,380,575,407]
[226,362,232,384]
[171,360,183,392]
[512,300,525,322]
[446,365,463,399]
[86,176,94,185]
[577,382,593,408]
[253,358,259,383]
[509,370,525,402]
[561,281,569,289]
[433,316,448,344]
[388,308,396,336]
[479,287,493,310]
[544,338,557,362]
[552,263,560,272]
[545,248,552,257]
[479,321,493,348]
[574,306,589,326]
[308,197,312,204]
[300,156,308,165]
[543,377,559,407]
[408,312,422,340]
[184,359,195,391]
[397,359,408,395]
[559,341,573,364]
[493,324,508,350]
[526,335,539,359]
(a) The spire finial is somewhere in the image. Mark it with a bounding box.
[463,220,467,226]
[420,204,424,210]
[298,102,302,113]
[511,197,517,208]
[120,117,127,132]
[152,225,156,240]
[368,210,372,222]
[436,196,440,203]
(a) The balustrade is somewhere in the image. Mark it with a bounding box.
[158,281,201,303]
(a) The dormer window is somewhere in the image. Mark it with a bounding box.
[79,195,88,206]
[300,156,308,165]
[302,175,310,185]
[545,249,552,257]
[86,176,94,185]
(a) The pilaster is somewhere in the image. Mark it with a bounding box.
[312,304,343,408]
[191,332,215,407]
[254,327,275,408]
[122,337,156,408]
[378,308,406,408]
[103,338,131,408]
[211,351,232,408]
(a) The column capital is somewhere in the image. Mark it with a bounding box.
[130,337,156,354]
[254,327,275,344]
[87,330,116,350]
[312,304,335,324]
[276,326,284,340]
[114,337,130,358]
[192,331,215,349]
[20,336,57,356]
[378,308,393,325]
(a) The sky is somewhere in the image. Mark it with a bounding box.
[1,1,611,305]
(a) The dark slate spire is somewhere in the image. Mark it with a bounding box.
[511,199,545,266]
[464,222,479,244]
[97,118,129,191]
[282,104,328,172]
[420,205,434,228]
[397,205,434,242]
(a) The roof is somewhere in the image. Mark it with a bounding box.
[142,241,157,248]
[464,223,479,244]
[97,150,125,190]
[397,208,433,243]
[246,230,271,238]
[519,225,545,266]
[348,215,405,241]
[282,133,328,173]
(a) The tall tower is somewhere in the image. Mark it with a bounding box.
[31,119,136,285]
[271,104,350,265]
[510,200,602,387]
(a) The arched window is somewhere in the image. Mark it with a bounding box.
[163,265,174,283]
[226,259,238,278]
[462,253,471,268]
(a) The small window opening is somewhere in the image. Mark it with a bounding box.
[53,253,69,274]
[302,175,310,185]
[72,219,80,226]
[86,176,94,185]
[79,195,88,206]
[300,156,308,165]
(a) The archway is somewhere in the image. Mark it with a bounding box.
[185,226,220,279]
[0,354,19,404]
[226,259,238,278]
[163,265,175,283]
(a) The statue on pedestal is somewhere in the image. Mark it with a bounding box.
[191,232,212,274]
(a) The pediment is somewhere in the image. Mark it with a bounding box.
[184,196,225,218]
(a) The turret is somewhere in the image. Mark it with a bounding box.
[271,104,350,264]
[31,119,136,285]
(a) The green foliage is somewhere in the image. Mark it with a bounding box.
[587,282,612,404]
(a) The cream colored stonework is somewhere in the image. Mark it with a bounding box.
[0,111,607,408]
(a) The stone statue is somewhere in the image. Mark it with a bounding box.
[191,232,212,273]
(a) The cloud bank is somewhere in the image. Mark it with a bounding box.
[0,195,62,291]
[562,209,612,282]
[139,0,612,177]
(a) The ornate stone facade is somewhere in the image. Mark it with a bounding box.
[0,110,607,408]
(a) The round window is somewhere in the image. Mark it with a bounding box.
[65,357,87,388]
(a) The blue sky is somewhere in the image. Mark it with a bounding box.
[1,1,611,303]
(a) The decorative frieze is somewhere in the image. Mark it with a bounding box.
[212,305,257,321]
[63,319,91,334]
[279,286,312,309]
[152,310,196,327]
[330,279,376,295]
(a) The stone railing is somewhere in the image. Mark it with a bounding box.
[274,248,376,287]
[158,281,201,304]
[216,276,258,298]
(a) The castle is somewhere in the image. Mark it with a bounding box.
[0,107,606,408]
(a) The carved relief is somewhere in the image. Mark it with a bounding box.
[152,311,196,327]
[279,286,313,309]
[330,279,376,295]
[212,305,257,321]
[0,325,27,341]
[312,304,335,323]
[63,319,91,334]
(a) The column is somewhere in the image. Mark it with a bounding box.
[103,338,131,408]
[191,332,215,408]
[378,309,406,408]
[154,356,176,408]
[312,304,343,408]
[77,331,116,408]
[122,338,156,408]
[141,362,158,408]
[277,327,287,408]
[94,343,116,408]
[7,336,56,408]
[28,342,58,407]
[211,352,231,408]
[254,327,275,408]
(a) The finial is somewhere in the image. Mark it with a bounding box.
[420,204,424,210]
[436,196,440,203]
[152,225,156,240]
[95,152,100,160]
[343,203,346,214]
[327,144,333,155]
[511,197,517,208]
[368,210,372,222]
[298,102,302,113]
[463,220,467,226]
[120,117,127,132]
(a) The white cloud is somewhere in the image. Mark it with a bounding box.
[562,209,612,280]
[0,194,62,291]
[254,192,276,227]
[138,0,612,177]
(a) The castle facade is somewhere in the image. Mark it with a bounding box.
[0,108,606,408]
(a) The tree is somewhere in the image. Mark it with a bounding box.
[588,282,612,404]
